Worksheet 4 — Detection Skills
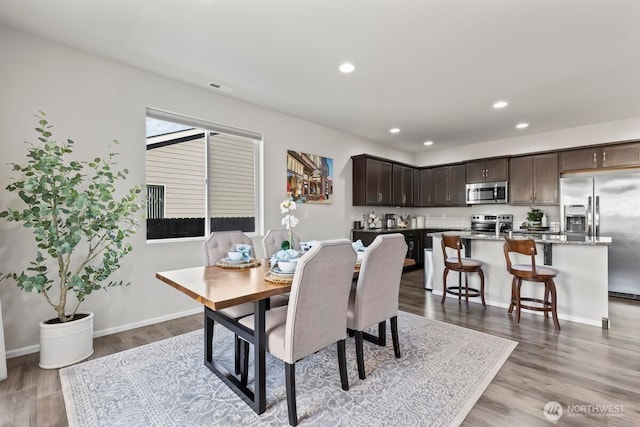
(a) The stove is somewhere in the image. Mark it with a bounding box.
[470,214,513,233]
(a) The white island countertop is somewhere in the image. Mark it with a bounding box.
[428,231,612,246]
[429,232,610,328]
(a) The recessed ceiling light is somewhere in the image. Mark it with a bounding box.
[423,141,434,146]
[339,62,355,73]
[516,122,529,129]
[389,128,400,134]
[493,100,508,109]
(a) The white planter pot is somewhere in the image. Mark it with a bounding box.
[39,311,94,369]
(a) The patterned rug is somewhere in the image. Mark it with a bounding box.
[60,311,517,427]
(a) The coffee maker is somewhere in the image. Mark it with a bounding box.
[385,214,396,229]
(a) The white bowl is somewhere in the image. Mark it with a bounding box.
[227,251,243,261]
[277,261,297,273]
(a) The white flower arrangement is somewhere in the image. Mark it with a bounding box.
[280,198,299,250]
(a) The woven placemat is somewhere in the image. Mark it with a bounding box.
[215,259,262,269]
[264,270,294,284]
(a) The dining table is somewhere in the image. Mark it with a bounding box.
[155,256,416,414]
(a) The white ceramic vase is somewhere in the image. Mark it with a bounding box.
[39,311,94,369]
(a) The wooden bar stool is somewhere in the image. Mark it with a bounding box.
[503,237,560,330]
[440,234,486,307]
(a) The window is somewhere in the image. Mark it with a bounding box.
[146,184,165,219]
[145,109,262,240]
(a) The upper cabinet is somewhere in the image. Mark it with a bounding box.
[560,142,640,173]
[352,155,393,206]
[392,164,416,206]
[431,164,466,206]
[509,153,559,205]
[418,168,434,207]
[466,158,509,183]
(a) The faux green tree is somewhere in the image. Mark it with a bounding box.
[0,112,143,323]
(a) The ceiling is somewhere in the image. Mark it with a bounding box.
[1,0,639,152]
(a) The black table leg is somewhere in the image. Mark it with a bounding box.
[203,299,268,414]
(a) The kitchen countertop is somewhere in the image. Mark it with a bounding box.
[428,230,612,246]
[353,227,463,232]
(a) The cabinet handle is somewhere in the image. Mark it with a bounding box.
[530,191,533,201]
[593,152,597,165]
[603,151,607,164]
[409,241,414,250]
[534,192,537,202]
[402,194,406,204]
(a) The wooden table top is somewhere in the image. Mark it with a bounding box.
[157,257,416,311]
[156,262,291,311]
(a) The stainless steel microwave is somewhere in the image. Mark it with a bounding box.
[465,181,508,204]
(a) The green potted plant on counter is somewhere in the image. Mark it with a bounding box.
[0,112,143,369]
[526,208,544,228]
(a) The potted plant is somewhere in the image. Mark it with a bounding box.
[0,112,143,368]
[526,208,544,226]
[279,198,299,250]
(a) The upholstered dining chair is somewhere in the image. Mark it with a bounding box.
[202,231,288,374]
[347,233,407,380]
[239,239,357,426]
[203,230,254,266]
[262,228,301,258]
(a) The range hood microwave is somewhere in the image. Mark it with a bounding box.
[465,181,508,205]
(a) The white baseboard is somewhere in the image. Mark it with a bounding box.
[5,307,204,360]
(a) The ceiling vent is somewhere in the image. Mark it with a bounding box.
[208,82,232,93]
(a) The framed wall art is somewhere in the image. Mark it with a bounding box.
[286,150,333,204]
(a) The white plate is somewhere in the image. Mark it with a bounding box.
[222,257,249,265]
[272,266,295,275]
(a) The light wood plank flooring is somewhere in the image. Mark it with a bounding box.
[1,268,639,426]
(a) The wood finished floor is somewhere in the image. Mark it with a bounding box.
[1,268,639,426]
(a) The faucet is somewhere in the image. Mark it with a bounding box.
[495,218,502,237]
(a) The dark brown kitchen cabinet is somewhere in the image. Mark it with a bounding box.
[392,164,415,206]
[403,230,422,265]
[432,164,466,206]
[352,155,393,206]
[351,229,423,267]
[560,142,640,172]
[509,153,559,205]
[418,168,434,206]
[466,158,508,183]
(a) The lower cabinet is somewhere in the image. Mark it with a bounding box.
[351,229,423,267]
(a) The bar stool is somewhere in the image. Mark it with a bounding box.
[503,237,560,330]
[440,234,486,307]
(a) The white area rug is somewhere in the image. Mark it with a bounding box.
[60,311,516,427]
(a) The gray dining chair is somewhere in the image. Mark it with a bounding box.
[239,239,357,426]
[347,233,407,380]
[202,230,288,374]
[203,230,253,266]
[262,228,301,258]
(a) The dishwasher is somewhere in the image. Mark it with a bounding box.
[423,235,433,291]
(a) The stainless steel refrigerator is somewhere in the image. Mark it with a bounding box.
[560,170,640,298]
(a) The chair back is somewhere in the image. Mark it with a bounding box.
[351,234,407,330]
[202,230,253,266]
[441,234,464,268]
[262,228,301,258]
[503,237,539,278]
[284,239,356,363]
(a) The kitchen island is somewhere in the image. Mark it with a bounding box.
[429,232,612,328]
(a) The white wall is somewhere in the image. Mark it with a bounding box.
[0,26,410,356]
[2,25,639,356]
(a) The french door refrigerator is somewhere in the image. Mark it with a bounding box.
[560,170,640,298]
